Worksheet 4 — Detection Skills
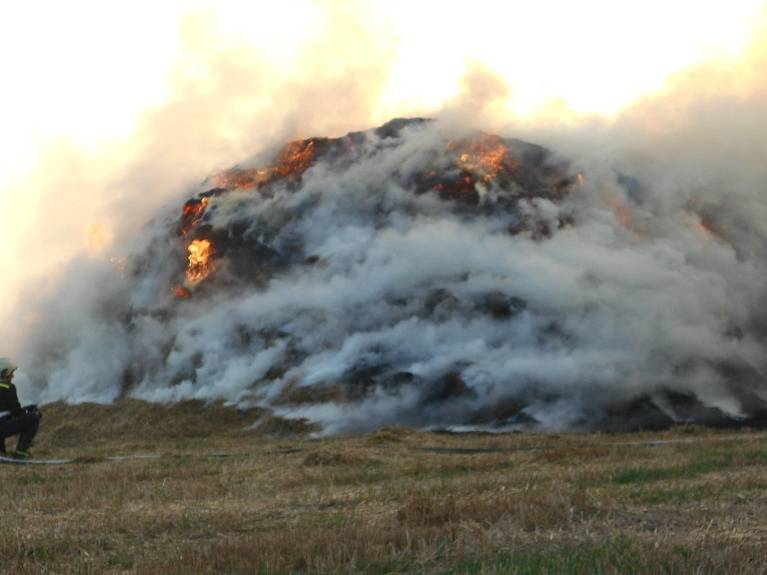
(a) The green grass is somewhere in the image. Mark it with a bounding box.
[610,455,733,484]
[445,539,649,575]
[442,538,759,575]
[737,446,767,464]
[629,485,707,505]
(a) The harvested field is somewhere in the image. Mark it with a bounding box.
[2,401,767,574]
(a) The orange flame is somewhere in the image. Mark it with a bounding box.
[270,139,317,181]
[180,196,209,236]
[449,134,512,184]
[186,239,215,284]
[211,139,318,191]
[211,168,270,190]
[172,284,192,299]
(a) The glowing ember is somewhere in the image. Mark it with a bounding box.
[271,139,317,181]
[211,168,270,190]
[172,284,192,299]
[450,134,512,183]
[186,239,215,284]
[180,197,209,236]
[211,139,319,191]
[418,133,522,204]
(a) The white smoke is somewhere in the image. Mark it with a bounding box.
[12,99,767,433]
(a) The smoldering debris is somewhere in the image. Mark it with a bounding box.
[16,118,767,434]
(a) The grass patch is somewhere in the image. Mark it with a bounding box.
[737,447,767,465]
[302,450,379,467]
[397,489,596,531]
[139,536,767,574]
[138,523,449,575]
[5,401,767,574]
[629,485,708,505]
[445,539,763,575]
[366,426,415,444]
[610,455,733,484]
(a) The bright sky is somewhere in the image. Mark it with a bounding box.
[380,0,764,116]
[0,0,762,186]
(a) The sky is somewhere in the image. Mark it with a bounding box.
[0,0,765,323]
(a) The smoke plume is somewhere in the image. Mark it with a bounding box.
[4,6,767,434]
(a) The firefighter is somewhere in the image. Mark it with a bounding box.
[0,359,42,460]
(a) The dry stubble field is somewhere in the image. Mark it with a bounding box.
[2,400,767,574]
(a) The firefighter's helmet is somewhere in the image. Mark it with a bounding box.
[0,358,17,380]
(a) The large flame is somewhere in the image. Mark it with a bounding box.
[177,138,322,293]
[186,239,215,284]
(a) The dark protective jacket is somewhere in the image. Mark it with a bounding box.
[0,379,24,417]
